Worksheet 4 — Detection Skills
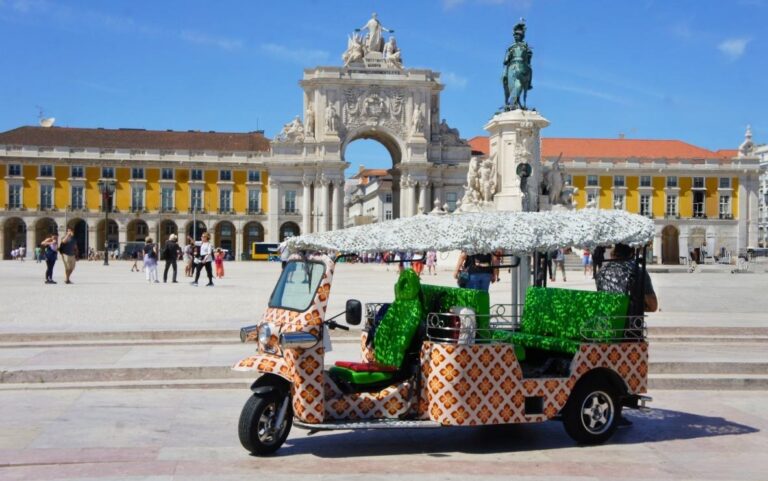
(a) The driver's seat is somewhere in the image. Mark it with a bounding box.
[329,269,424,389]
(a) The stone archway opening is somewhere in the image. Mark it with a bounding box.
[96,219,119,252]
[279,222,300,242]
[662,225,680,265]
[3,217,26,259]
[67,218,88,258]
[158,219,178,243]
[215,221,236,258]
[34,217,58,247]
[343,132,403,224]
[242,221,264,260]
[185,221,207,242]
[127,219,149,243]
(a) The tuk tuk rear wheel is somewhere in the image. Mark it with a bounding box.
[238,392,292,455]
[562,377,620,445]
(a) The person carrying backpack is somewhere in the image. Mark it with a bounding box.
[143,237,159,283]
[163,234,181,283]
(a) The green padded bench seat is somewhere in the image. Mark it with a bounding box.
[492,286,630,356]
[421,284,491,338]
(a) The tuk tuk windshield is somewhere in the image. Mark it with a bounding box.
[268,261,325,312]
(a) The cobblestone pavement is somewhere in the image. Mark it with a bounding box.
[2,259,767,333]
[0,388,766,480]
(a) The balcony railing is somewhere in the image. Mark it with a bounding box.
[247,208,263,215]
[36,204,57,212]
[130,206,148,214]
[3,204,25,211]
[160,207,178,214]
[188,208,207,214]
[692,213,708,219]
[719,213,734,220]
[281,209,300,215]
[66,205,88,212]
[217,208,236,215]
[664,212,680,219]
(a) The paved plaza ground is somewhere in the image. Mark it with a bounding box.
[1,259,768,480]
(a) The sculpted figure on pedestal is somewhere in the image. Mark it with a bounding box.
[326,103,339,134]
[410,104,424,137]
[383,37,403,69]
[544,156,564,205]
[355,13,393,53]
[342,32,365,66]
[502,19,533,110]
[478,156,498,202]
[305,104,315,138]
[438,119,464,145]
[277,116,305,143]
[738,125,755,157]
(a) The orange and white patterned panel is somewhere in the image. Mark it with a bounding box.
[232,353,291,382]
[323,378,414,420]
[423,341,648,426]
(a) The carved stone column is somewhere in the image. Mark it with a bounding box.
[332,181,343,231]
[418,181,429,214]
[268,178,280,242]
[319,177,330,232]
[433,181,444,208]
[399,176,411,219]
[302,177,312,235]
[25,227,35,259]
[409,179,418,217]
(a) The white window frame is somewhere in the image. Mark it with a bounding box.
[719,195,732,218]
[39,164,54,178]
[384,210,393,220]
[586,192,597,207]
[248,189,261,213]
[693,176,705,189]
[639,194,651,217]
[70,165,84,179]
[639,175,652,188]
[190,169,204,182]
[666,194,678,216]
[190,187,204,212]
[101,167,115,179]
[284,190,297,213]
[219,187,232,213]
[8,183,23,209]
[39,183,54,210]
[219,169,232,182]
[131,167,145,180]
[8,164,22,177]
[161,186,175,212]
[613,193,626,210]
[247,170,261,183]
[71,185,85,210]
[384,193,393,204]
[131,185,145,212]
[719,177,731,189]
[587,175,599,187]
[161,168,174,181]
[666,176,678,188]
[613,175,625,188]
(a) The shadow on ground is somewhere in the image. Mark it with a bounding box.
[275,408,758,458]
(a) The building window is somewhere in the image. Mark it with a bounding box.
[102,167,115,179]
[248,170,261,182]
[8,164,21,176]
[719,195,732,218]
[613,193,625,210]
[693,191,706,218]
[693,177,705,189]
[220,170,232,182]
[9,184,22,208]
[587,192,597,207]
[161,187,174,211]
[719,177,731,189]
[446,192,458,212]
[666,194,678,216]
[564,174,572,185]
[136,223,148,237]
[161,168,174,180]
[640,194,651,216]
[640,175,652,187]
[131,168,144,179]
[384,193,393,204]
[71,186,84,210]
[248,190,260,213]
[71,166,84,178]
[131,186,145,211]
[219,189,232,212]
[666,176,678,188]
[191,169,203,181]
[39,184,53,209]
[190,188,203,211]
[613,175,625,188]
[40,165,53,177]
[284,190,296,213]
[587,175,599,187]
[385,210,393,220]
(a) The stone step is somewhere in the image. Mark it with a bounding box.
[649,374,768,390]
[649,336,768,343]
[647,327,768,336]
[650,362,768,374]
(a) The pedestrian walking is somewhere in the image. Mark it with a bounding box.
[162,234,181,283]
[552,248,566,282]
[143,237,159,283]
[214,248,225,279]
[582,248,592,277]
[40,234,59,284]
[453,251,498,291]
[184,237,194,277]
[18,245,25,262]
[192,232,214,287]
[426,250,437,276]
[59,227,79,284]
[34,246,41,263]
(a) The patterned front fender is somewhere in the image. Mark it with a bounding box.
[232,353,292,383]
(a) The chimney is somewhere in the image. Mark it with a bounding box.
[618,133,625,139]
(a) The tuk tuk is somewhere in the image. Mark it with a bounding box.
[233,209,655,454]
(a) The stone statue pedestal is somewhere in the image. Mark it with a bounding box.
[484,109,549,213]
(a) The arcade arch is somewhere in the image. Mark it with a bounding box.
[127,219,149,242]
[67,218,88,258]
[96,219,119,251]
[242,221,264,258]
[279,222,300,242]
[214,221,236,254]
[662,225,680,264]
[185,220,207,241]
[2,217,26,259]
[34,217,57,246]
[158,219,178,243]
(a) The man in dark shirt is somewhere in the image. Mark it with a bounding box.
[163,234,181,283]
[59,228,79,285]
[595,244,658,314]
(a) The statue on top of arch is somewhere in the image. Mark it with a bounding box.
[342,13,402,69]
[276,116,305,143]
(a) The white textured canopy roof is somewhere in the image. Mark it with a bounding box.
[286,209,654,255]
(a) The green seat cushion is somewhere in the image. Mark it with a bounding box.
[373,269,424,368]
[329,366,395,385]
[521,287,630,342]
[421,284,491,335]
[492,331,580,355]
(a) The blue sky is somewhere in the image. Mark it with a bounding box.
[0,0,765,172]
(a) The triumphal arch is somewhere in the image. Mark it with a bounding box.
[267,13,470,236]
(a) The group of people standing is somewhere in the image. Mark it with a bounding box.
[136,233,225,287]
[39,228,79,284]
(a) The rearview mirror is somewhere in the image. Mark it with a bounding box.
[345,299,362,326]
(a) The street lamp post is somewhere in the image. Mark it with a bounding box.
[98,180,115,266]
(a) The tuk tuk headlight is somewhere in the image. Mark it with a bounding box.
[258,323,273,345]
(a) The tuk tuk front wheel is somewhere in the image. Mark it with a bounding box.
[562,377,620,445]
[238,392,292,455]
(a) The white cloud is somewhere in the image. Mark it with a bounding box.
[442,71,468,89]
[260,43,329,65]
[537,80,631,105]
[180,30,243,51]
[717,37,750,60]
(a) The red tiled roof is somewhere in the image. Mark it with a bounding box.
[469,135,734,160]
[714,149,738,158]
[351,168,390,179]
[0,126,270,152]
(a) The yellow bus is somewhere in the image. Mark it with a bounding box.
[251,242,279,261]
